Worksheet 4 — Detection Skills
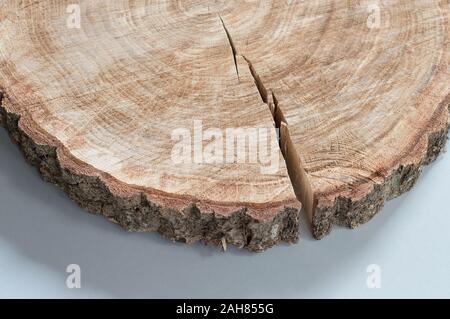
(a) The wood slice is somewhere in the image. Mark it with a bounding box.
[0,1,448,251]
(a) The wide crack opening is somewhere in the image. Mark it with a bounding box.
[218,17,316,221]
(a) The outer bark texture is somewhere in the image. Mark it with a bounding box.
[313,106,450,239]
[0,1,449,251]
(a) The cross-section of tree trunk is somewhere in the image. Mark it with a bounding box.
[0,1,448,251]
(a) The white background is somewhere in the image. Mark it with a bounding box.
[0,128,449,298]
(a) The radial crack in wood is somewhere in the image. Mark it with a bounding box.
[279,122,317,224]
[242,55,269,103]
[241,53,315,222]
[219,15,240,80]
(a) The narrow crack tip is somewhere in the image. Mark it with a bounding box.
[219,14,240,80]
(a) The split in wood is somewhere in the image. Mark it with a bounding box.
[242,55,268,104]
[241,54,316,222]
[219,15,240,80]
[217,17,316,221]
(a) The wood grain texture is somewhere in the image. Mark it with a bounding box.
[0,0,448,250]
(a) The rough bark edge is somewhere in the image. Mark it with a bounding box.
[0,94,299,252]
[312,101,450,239]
